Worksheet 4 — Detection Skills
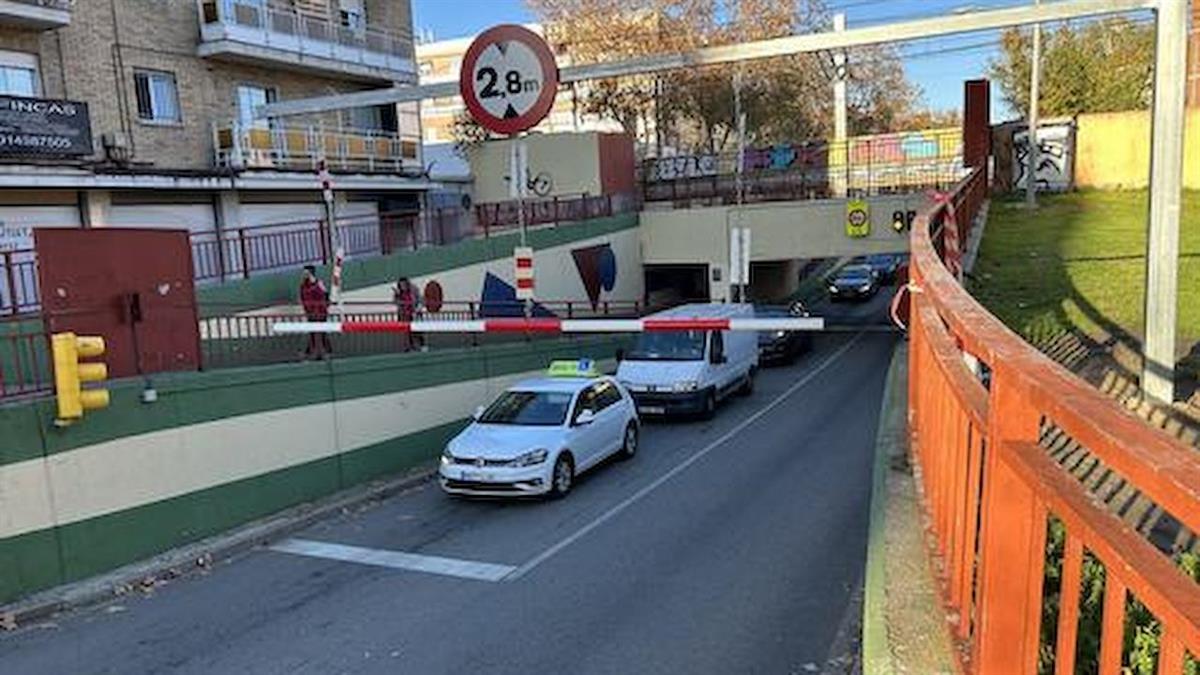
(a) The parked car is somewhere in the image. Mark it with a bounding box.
[827,264,880,302]
[754,304,813,365]
[617,303,759,419]
[439,360,639,499]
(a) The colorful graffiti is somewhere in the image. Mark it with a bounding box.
[570,243,618,309]
[477,272,555,317]
[744,128,962,172]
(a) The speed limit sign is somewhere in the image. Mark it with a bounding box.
[459,24,559,135]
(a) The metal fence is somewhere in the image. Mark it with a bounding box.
[0,318,51,401]
[908,166,1200,673]
[199,0,413,60]
[640,128,966,206]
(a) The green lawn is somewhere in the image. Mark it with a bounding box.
[969,190,1200,372]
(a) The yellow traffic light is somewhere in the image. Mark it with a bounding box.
[52,332,110,424]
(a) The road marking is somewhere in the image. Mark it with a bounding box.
[505,332,867,581]
[269,538,516,582]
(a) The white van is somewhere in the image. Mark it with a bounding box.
[616,303,759,419]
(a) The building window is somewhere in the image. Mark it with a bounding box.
[237,84,276,128]
[133,70,181,123]
[0,50,39,97]
[345,104,397,133]
[339,0,365,32]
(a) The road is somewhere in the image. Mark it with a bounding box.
[1,293,898,675]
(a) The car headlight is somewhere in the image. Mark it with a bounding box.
[858,283,871,292]
[828,285,839,293]
[441,447,455,465]
[774,330,787,338]
[672,380,699,392]
[511,448,549,467]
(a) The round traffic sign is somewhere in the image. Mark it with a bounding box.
[459,24,559,135]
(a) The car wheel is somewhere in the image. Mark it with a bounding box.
[700,390,717,420]
[548,453,574,499]
[619,423,638,460]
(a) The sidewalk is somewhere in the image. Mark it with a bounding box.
[861,342,961,675]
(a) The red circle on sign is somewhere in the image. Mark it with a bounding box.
[423,280,444,313]
[459,24,559,136]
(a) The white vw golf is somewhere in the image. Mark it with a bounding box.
[439,360,640,498]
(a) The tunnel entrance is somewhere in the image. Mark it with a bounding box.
[644,264,709,308]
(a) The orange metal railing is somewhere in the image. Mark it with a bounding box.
[908,166,1200,674]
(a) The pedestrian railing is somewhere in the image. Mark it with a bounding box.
[0,317,51,400]
[908,166,1200,673]
[0,249,39,316]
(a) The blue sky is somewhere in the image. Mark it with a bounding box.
[412,0,1024,120]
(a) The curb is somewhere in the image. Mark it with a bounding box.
[861,340,908,675]
[0,464,438,630]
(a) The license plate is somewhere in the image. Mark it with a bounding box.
[639,405,666,415]
[461,470,495,481]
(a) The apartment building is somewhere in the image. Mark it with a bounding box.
[415,25,623,145]
[0,0,424,239]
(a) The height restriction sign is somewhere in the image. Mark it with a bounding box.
[459,24,559,135]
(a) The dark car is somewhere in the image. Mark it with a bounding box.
[827,264,879,302]
[859,254,903,284]
[754,305,813,365]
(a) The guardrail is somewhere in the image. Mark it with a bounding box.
[908,167,1200,673]
[640,129,965,207]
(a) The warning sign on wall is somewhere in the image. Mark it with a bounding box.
[845,199,870,238]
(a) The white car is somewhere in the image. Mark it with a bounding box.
[439,361,640,498]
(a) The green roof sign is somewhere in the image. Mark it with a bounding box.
[547,359,598,378]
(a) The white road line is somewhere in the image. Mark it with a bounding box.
[270,538,516,582]
[505,332,867,581]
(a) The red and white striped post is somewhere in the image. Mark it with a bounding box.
[931,190,962,281]
[514,246,535,300]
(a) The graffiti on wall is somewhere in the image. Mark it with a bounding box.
[571,243,618,309]
[645,154,718,181]
[1013,122,1074,192]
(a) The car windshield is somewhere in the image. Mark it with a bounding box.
[477,390,573,426]
[837,266,873,282]
[627,330,707,361]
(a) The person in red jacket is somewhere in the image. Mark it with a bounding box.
[300,265,332,359]
[393,276,422,352]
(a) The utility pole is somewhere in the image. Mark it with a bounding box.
[1142,0,1189,403]
[833,13,848,145]
[1025,0,1041,208]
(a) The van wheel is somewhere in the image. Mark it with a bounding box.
[738,368,756,397]
[699,390,717,420]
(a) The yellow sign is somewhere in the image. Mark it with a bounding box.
[846,199,870,238]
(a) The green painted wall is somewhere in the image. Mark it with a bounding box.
[0,335,631,605]
[196,213,639,314]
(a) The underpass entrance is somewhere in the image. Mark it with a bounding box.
[644,264,709,308]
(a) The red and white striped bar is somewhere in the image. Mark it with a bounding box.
[272,316,826,335]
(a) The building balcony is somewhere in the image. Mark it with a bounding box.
[213,122,421,174]
[196,0,416,84]
[0,0,71,29]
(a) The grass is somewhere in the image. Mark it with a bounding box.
[969,190,1200,375]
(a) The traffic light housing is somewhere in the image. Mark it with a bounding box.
[52,332,109,424]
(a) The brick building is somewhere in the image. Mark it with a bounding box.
[0,0,424,236]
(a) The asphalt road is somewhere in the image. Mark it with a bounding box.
[1,298,898,675]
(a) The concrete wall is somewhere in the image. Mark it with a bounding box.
[1073,109,1200,190]
[640,196,922,301]
[0,336,626,605]
[469,132,605,203]
[197,212,643,314]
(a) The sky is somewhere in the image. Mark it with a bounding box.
[411,0,1039,121]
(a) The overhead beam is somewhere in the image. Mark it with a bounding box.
[259,0,1156,118]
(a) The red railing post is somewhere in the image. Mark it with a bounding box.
[238,229,250,280]
[2,250,15,316]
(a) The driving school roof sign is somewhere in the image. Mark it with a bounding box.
[459,24,559,135]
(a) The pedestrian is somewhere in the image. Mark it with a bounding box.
[393,276,423,351]
[300,265,332,360]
